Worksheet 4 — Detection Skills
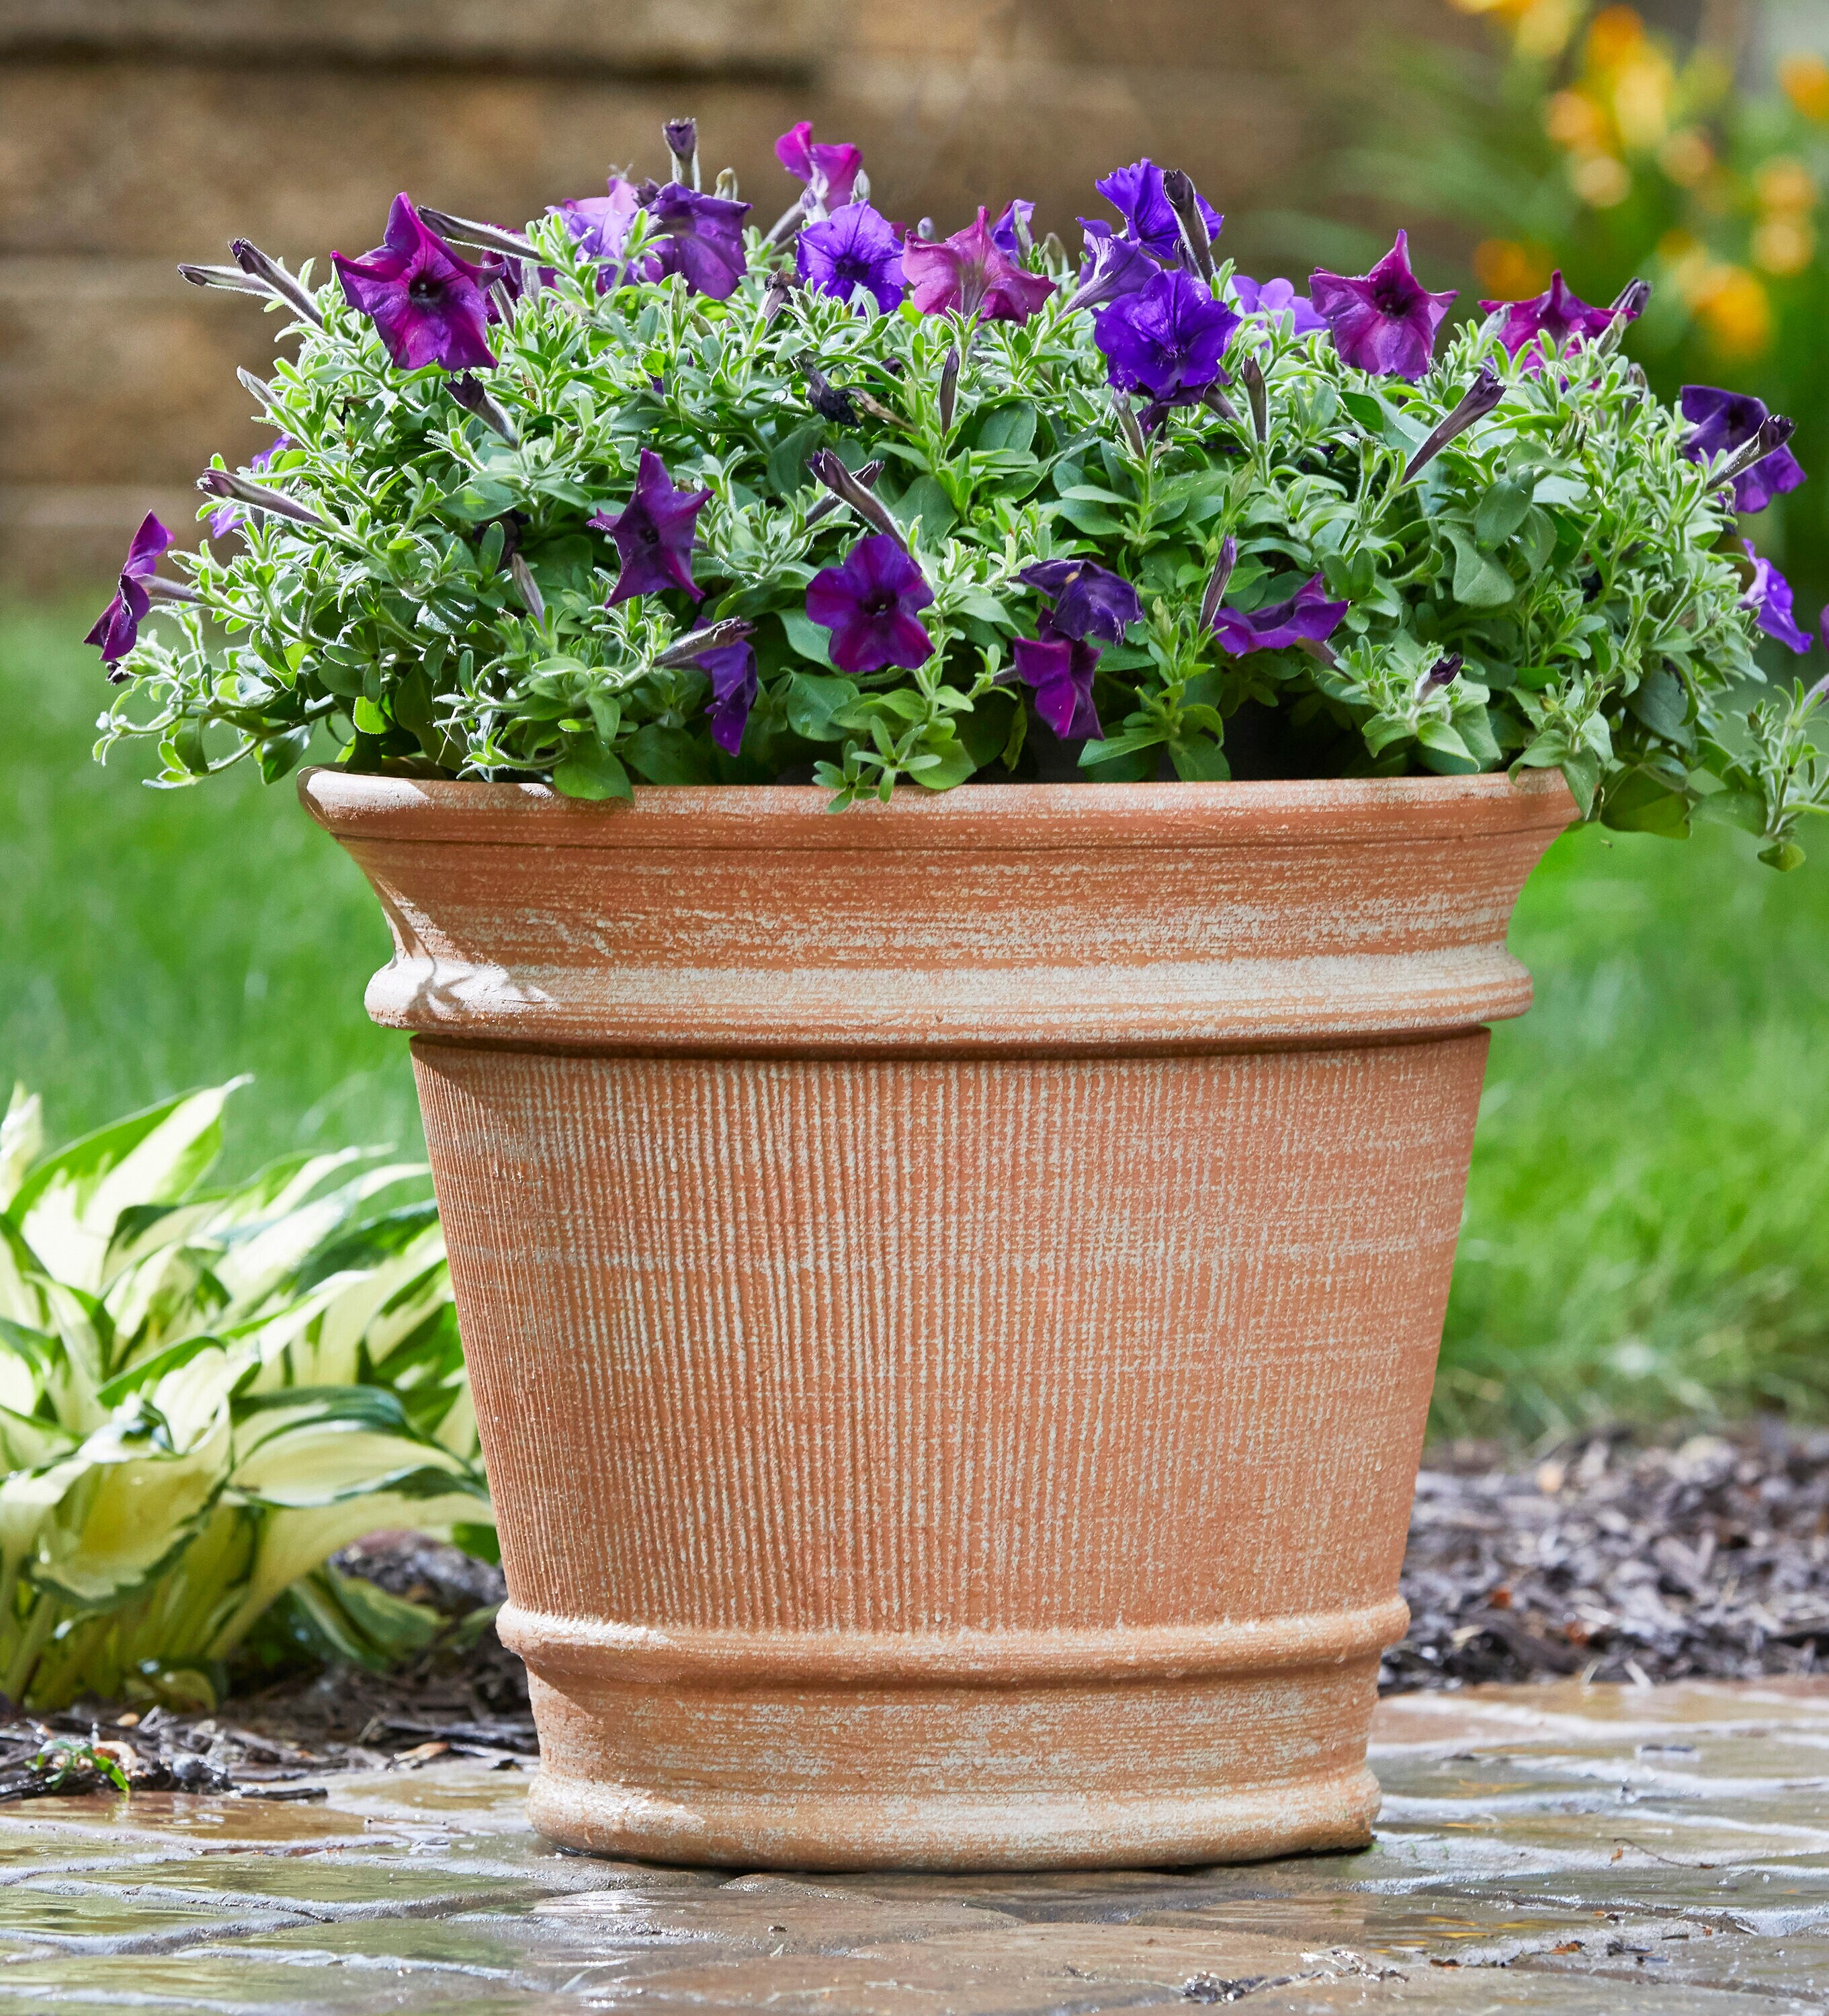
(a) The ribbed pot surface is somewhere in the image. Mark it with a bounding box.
[301,772,1572,1870]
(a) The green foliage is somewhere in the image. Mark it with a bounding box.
[0,1080,487,1710]
[91,204,1826,853]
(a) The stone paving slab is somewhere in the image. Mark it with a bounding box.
[5,1679,1828,2013]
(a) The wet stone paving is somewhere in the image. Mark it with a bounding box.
[7,1679,1829,2013]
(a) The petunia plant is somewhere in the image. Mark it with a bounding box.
[92,116,1829,864]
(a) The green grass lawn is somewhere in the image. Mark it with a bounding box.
[5,599,1826,1444]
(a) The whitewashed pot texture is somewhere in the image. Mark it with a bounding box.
[302,770,1574,1871]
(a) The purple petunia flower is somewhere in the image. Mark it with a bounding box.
[1480,270,1617,362]
[1741,542,1816,654]
[1009,631,1103,741]
[1067,222,1160,312]
[85,512,173,672]
[902,210,1056,323]
[333,194,504,372]
[553,178,646,290]
[1018,558,1142,644]
[1093,159,1223,265]
[805,534,935,673]
[991,199,1035,258]
[1683,386,1807,514]
[1309,232,1457,381]
[1209,575,1350,656]
[797,202,905,312]
[643,183,751,300]
[697,640,759,753]
[208,435,291,538]
[775,122,864,211]
[1093,267,1240,415]
[1230,274,1326,335]
[589,450,712,604]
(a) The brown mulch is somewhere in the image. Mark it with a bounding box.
[9,1425,1828,1798]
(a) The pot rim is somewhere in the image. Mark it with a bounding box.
[299,765,1577,853]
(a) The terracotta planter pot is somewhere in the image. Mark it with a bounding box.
[301,770,1573,1872]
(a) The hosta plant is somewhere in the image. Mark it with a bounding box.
[0,1081,490,1712]
[88,115,1828,861]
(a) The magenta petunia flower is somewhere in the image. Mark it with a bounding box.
[902,210,1056,323]
[991,199,1035,258]
[85,512,173,671]
[1209,575,1350,656]
[1093,267,1240,414]
[1480,269,1617,362]
[1231,274,1326,335]
[1009,631,1103,741]
[697,640,759,753]
[1309,232,1457,380]
[1741,542,1816,654]
[589,450,712,604]
[1093,159,1223,264]
[775,122,864,210]
[332,194,504,372]
[1683,386,1807,514]
[1018,558,1142,644]
[642,183,751,300]
[797,202,905,312]
[805,535,935,673]
[208,435,291,538]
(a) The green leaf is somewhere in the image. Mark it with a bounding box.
[1695,788,1769,835]
[1627,667,1689,743]
[893,475,957,542]
[1760,839,1806,871]
[441,480,517,523]
[1168,736,1231,781]
[767,420,826,499]
[1445,528,1516,610]
[1474,480,1532,551]
[1601,766,1691,837]
[975,402,1037,455]
[781,610,838,670]
[784,671,861,741]
[909,732,978,791]
[552,740,633,802]
[626,725,713,786]
[1340,391,1389,435]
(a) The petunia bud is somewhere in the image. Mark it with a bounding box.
[509,554,545,622]
[1161,169,1215,282]
[1715,414,1797,491]
[144,578,203,605]
[805,459,882,527]
[1237,353,1268,444]
[664,118,701,191]
[853,167,873,205]
[1111,390,1147,458]
[762,271,797,325]
[449,374,519,445]
[197,468,329,530]
[714,167,740,201]
[179,262,271,298]
[415,208,538,261]
[808,448,903,544]
[1401,362,1504,483]
[1597,277,1651,355]
[1427,652,1463,686]
[230,239,325,327]
[655,615,754,667]
[237,366,274,405]
[1201,381,1243,427]
[800,358,860,425]
[1199,535,1238,632]
[938,345,960,435]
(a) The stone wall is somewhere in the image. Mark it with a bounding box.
[1,0,1449,585]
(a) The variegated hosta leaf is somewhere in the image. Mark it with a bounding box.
[229,1386,486,1509]
[0,1088,44,1212]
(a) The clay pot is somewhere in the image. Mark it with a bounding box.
[301,770,1573,1871]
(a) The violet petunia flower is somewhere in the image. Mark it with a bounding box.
[797,202,906,312]
[643,183,751,300]
[1209,575,1350,656]
[1741,542,1816,654]
[903,210,1055,323]
[589,450,712,603]
[991,199,1035,259]
[1018,558,1143,644]
[1010,632,1103,741]
[805,534,935,673]
[553,179,646,290]
[332,194,504,372]
[1093,159,1222,265]
[1093,267,1240,417]
[1480,269,1616,362]
[697,640,759,753]
[85,512,173,672]
[1682,386,1807,514]
[1310,231,1457,381]
[1230,274,1326,335]
[775,122,864,210]
[1067,221,1160,312]
[208,435,291,538]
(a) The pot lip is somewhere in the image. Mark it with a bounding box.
[299,767,1578,852]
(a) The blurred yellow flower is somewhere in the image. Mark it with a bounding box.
[1443,0,1580,56]
[1547,88,1611,150]
[1571,153,1633,206]
[1658,128,1714,187]
[1612,51,1674,149]
[1752,216,1816,277]
[1779,52,1829,122]
[1585,5,1646,71]
[1685,263,1773,356]
[1474,239,1556,296]
[1756,157,1816,214]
